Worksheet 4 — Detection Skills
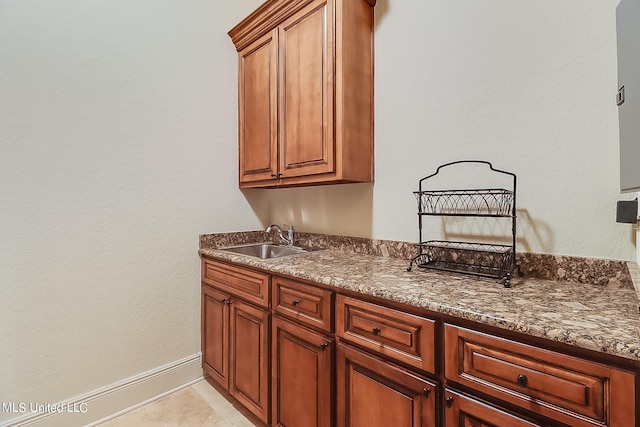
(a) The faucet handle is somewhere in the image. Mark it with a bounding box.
[282,224,295,246]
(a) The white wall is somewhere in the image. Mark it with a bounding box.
[0,0,262,422]
[252,0,637,261]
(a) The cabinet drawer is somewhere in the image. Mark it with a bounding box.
[201,258,270,308]
[273,276,333,332]
[444,324,636,427]
[336,295,435,373]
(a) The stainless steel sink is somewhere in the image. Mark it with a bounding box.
[218,243,309,259]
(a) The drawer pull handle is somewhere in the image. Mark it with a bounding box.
[292,300,300,306]
[372,327,381,335]
[422,388,431,398]
[445,396,454,408]
[319,342,329,350]
[517,374,528,387]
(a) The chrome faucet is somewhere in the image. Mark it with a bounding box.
[265,224,295,246]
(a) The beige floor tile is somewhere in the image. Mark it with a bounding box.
[99,380,253,427]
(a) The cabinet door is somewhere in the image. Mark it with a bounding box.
[202,285,229,389]
[229,299,270,424]
[238,29,278,184]
[279,0,335,178]
[444,390,539,427]
[337,342,437,427]
[272,316,333,427]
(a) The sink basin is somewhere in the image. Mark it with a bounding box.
[218,243,309,259]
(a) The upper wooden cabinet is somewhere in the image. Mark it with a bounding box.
[229,0,376,188]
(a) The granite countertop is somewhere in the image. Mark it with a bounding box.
[199,233,640,362]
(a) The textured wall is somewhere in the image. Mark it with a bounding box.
[0,0,262,419]
[250,0,637,260]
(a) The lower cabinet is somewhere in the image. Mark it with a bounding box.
[272,316,334,427]
[201,283,270,424]
[444,324,637,427]
[337,342,438,427]
[202,257,638,427]
[443,390,539,427]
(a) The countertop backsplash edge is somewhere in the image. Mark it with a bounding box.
[199,231,634,289]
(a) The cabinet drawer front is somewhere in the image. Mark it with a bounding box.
[273,276,333,332]
[445,325,616,426]
[336,295,435,373]
[202,258,270,308]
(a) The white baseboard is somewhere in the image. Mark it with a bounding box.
[1,354,203,427]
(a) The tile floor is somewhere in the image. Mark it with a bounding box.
[97,380,254,427]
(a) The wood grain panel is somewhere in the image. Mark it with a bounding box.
[279,0,334,178]
[272,316,333,427]
[201,285,229,389]
[202,258,270,308]
[444,390,539,427]
[334,0,374,183]
[336,295,436,373]
[273,276,333,332]
[229,299,270,424]
[238,29,278,184]
[337,342,437,427]
[444,324,637,426]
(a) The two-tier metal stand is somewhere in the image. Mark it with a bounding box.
[407,161,517,287]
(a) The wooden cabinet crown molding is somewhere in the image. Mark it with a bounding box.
[229,0,377,52]
[229,0,317,51]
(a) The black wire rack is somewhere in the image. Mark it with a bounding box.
[407,160,517,287]
[415,189,514,217]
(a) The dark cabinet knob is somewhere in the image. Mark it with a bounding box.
[292,300,300,306]
[445,396,454,408]
[422,388,431,398]
[221,298,229,304]
[517,374,528,387]
[319,342,329,350]
[372,327,381,335]
[271,173,277,178]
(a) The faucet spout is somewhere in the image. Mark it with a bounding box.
[265,224,295,246]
